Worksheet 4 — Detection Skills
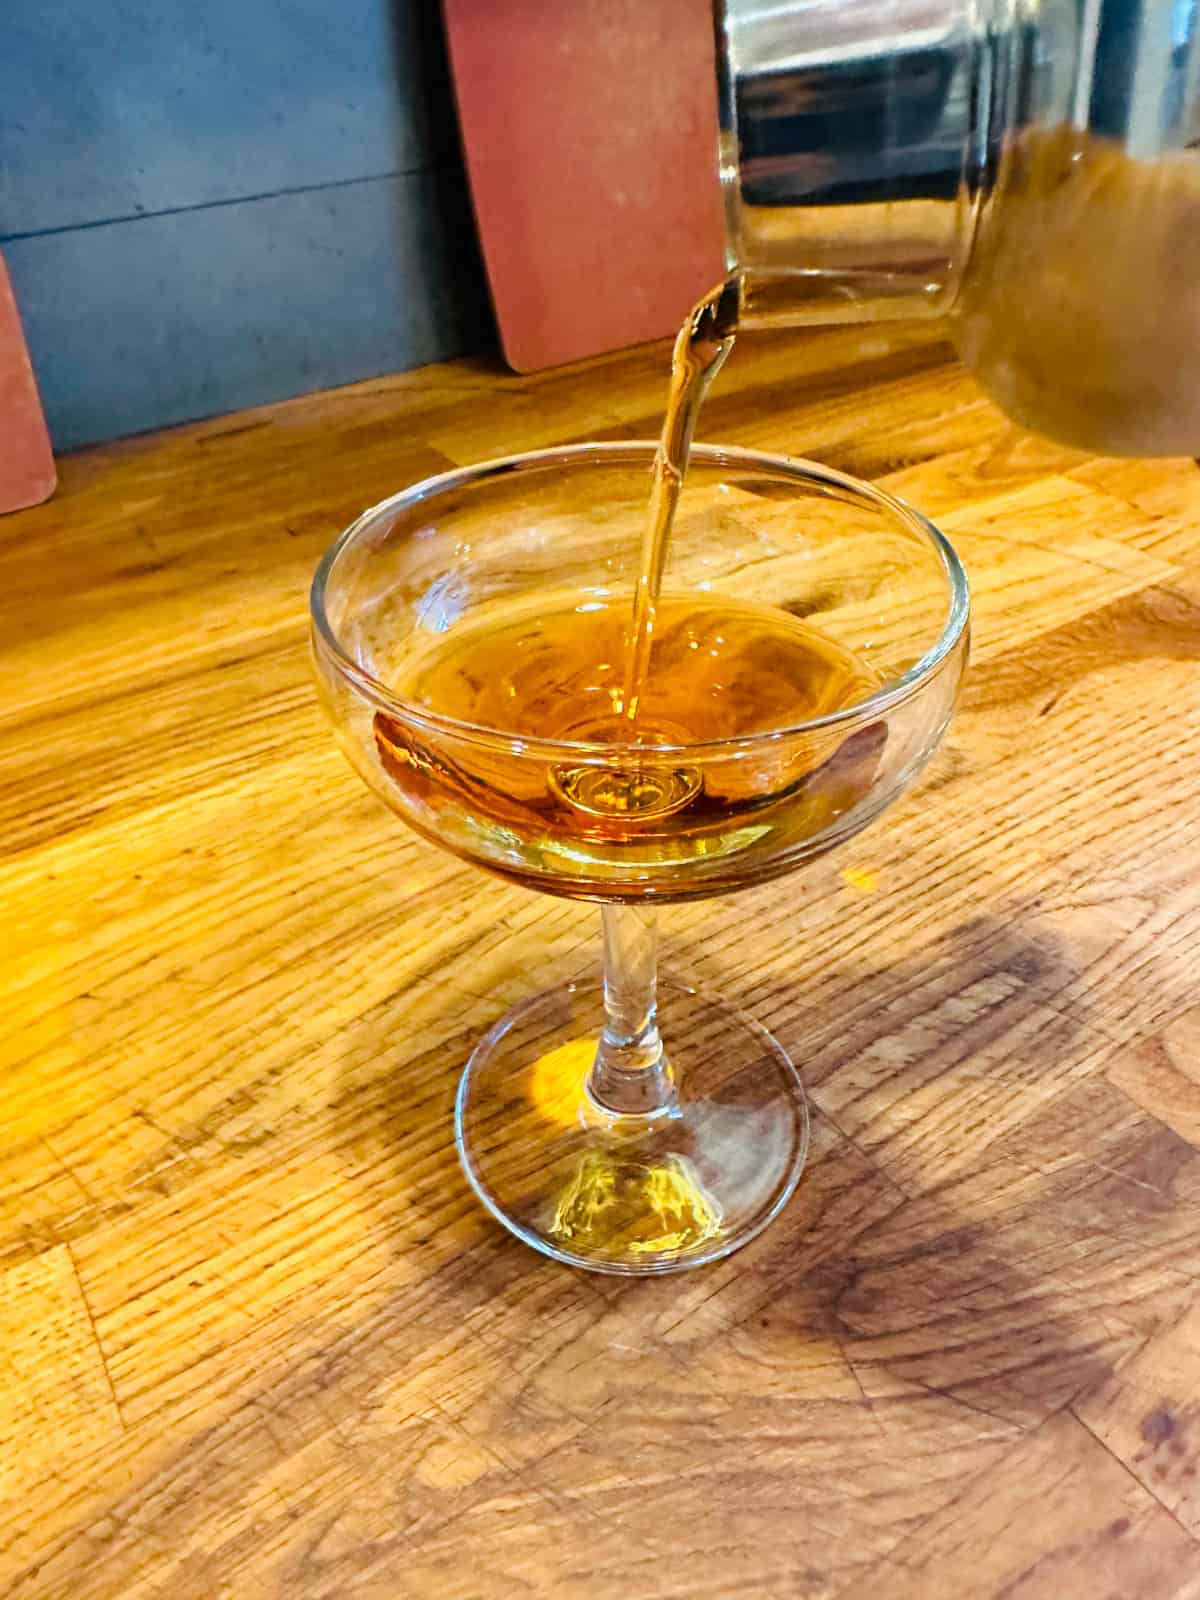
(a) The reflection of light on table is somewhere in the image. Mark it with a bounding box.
[529,1036,595,1128]
[841,864,881,892]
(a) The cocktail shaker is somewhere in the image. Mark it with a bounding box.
[716,0,1200,453]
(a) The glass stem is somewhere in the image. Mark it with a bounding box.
[587,904,676,1119]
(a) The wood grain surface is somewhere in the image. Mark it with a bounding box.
[2,321,1200,1598]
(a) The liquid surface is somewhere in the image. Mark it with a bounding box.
[373,593,886,898]
[399,592,879,748]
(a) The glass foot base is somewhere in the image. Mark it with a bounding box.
[455,978,809,1275]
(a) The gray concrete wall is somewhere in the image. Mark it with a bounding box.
[0,1,491,448]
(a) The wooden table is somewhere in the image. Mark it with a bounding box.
[3,323,1200,1599]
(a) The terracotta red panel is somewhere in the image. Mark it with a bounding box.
[0,252,55,513]
[444,0,725,372]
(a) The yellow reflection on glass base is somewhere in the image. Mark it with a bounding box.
[549,1149,724,1257]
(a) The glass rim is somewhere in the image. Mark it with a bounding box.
[309,440,971,759]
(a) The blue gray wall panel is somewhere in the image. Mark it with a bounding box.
[0,1,489,448]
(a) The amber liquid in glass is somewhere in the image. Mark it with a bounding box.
[372,279,884,895]
[374,591,882,890]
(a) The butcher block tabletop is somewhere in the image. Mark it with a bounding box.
[3,323,1200,1600]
